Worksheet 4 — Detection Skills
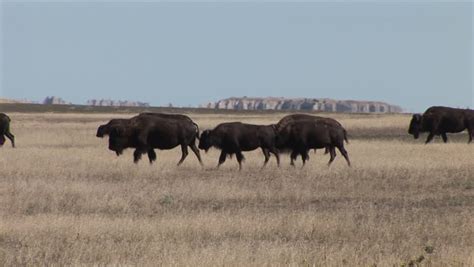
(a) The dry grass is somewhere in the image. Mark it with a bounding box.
[0,112,473,266]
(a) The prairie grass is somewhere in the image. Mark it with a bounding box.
[0,112,473,266]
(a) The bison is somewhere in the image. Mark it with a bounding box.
[0,113,15,148]
[97,113,199,138]
[97,118,158,160]
[408,106,474,143]
[275,114,348,153]
[100,113,202,165]
[198,122,280,170]
[276,119,350,167]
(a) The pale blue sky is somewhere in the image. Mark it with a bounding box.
[1,1,472,112]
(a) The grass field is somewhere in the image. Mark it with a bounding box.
[0,111,473,266]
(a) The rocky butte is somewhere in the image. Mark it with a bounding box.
[203,97,403,113]
[43,96,71,105]
[86,99,150,107]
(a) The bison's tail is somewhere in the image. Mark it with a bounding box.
[343,128,349,144]
[193,122,200,140]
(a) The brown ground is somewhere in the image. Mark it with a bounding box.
[0,112,473,266]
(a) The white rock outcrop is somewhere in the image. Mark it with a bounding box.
[86,99,150,107]
[43,96,71,105]
[204,97,402,113]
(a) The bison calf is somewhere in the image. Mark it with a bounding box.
[199,122,279,170]
[0,113,15,148]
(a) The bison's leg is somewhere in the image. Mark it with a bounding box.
[468,127,473,143]
[337,145,351,167]
[147,149,157,164]
[301,151,310,167]
[134,130,150,163]
[269,147,280,167]
[177,144,189,166]
[425,133,435,144]
[328,146,336,166]
[301,153,306,167]
[189,143,203,166]
[290,150,298,167]
[324,147,329,154]
[217,150,227,168]
[235,151,245,171]
[261,148,270,168]
[5,131,15,148]
[0,135,5,146]
[133,149,145,163]
[441,133,448,143]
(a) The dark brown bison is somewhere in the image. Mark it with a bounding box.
[102,114,202,165]
[408,106,474,143]
[97,113,199,138]
[96,118,158,160]
[0,113,15,148]
[276,120,350,167]
[198,122,279,170]
[275,114,348,153]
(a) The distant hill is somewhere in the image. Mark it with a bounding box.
[86,99,150,107]
[0,97,70,105]
[0,97,149,107]
[203,97,403,113]
[0,98,34,104]
[43,96,71,105]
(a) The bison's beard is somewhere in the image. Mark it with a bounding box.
[413,132,419,139]
[109,146,124,156]
[408,127,420,139]
[96,125,107,138]
[198,144,210,153]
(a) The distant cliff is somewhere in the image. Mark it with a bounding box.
[0,98,35,104]
[43,96,71,105]
[203,97,402,113]
[86,99,150,107]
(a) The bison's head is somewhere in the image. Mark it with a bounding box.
[198,130,212,152]
[408,114,422,139]
[97,119,129,138]
[108,125,132,155]
[96,124,108,138]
